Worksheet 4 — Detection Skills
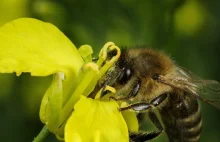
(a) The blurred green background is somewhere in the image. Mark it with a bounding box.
[0,0,220,141]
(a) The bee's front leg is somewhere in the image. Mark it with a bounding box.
[109,79,141,101]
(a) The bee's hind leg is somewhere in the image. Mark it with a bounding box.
[129,111,163,142]
[129,131,161,142]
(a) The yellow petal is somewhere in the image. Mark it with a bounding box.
[65,96,129,142]
[121,111,139,133]
[121,102,139,133]
[0,18,83,77]
[40,72,63,132]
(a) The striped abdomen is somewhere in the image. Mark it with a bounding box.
[160,93,202,142]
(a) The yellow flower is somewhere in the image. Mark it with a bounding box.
[0,18,138,142]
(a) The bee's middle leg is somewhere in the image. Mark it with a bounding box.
[119,94,168,142]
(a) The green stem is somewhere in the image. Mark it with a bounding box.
[33,125,50,142]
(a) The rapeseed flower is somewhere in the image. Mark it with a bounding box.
[0,18,138,142]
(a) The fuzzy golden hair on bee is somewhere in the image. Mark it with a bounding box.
[118,47,175,78]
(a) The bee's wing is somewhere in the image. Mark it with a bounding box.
[159,67,220,109]
[190,80,220,109]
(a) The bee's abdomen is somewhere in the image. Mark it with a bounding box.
[160,93,202,142]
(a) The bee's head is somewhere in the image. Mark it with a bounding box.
[98,48,174,99]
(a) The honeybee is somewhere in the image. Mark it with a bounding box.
[90,48,220,142]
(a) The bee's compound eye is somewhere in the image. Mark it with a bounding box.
[152,73,160,80]
[118,68,132,84]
